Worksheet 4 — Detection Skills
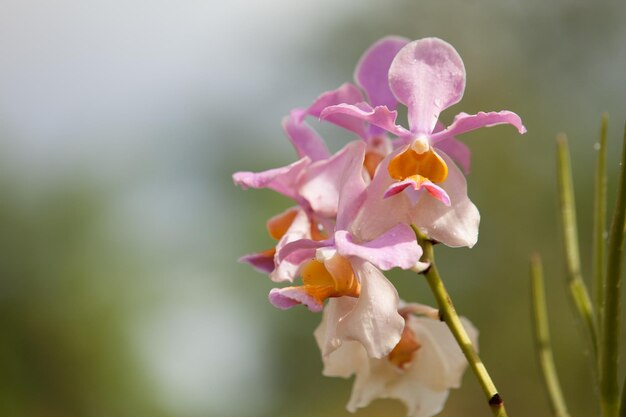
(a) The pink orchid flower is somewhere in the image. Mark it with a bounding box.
[315,302,478,417]
[320,37,526,205]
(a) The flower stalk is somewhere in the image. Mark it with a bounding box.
[415,226,508,417]
[600,123,626,417]
[530,253,571,417]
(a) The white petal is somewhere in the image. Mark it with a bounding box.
[346,359,396,412]
[335,260,404,358]
[313,316,368,378]
[410,316,478,389]
[314,297,357,357]
[343,314,478,417]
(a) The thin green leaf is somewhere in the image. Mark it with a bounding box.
[600,123,626,417]
[530,253,571,417]
[594,114,609,321]
[556,134,599,360]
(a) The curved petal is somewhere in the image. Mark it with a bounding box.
[275,237,330,264]
[335,226,422,271]
[268,286,324,312]
[334,141,368,230]
[282,112,330,162]
[334,260,404,358]
[411,153,480,248]
[321,102,410,138]
[410,316,478,390]
[388,38,466,135]
[431,110,527,143]
[232,157,310,199]
[434,137,471,175]
[348,365,449,417]
[301,83,368,138]
[300,140,366,219]
[316,338,367,378]
[384,177,451,206]
[238,250,275,274]
[355,36,409,110]
[271,209,318,282]
[314,297,358,357]
[345,359,393,413]
[346,314,476,417]
[271,237,332,282]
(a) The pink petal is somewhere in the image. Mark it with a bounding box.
[334,141,368,230]
[238,251,275,274]
[383,180,412,197]
[320,102,410,138]
[282,112,330,162]
[334,225,422,271]
[272,237,332,282]
[272,209,317,282]
[334,260,404,358]
[388,38,466,135]
[275,236,331,263]
[435,137,471,175]
[299,141,365,218]
[302,83,368,138]
[411,153,480,248]
[232,157,310,199]
[268,287,323,312]
[384,178,451,206]
[430,111,527,143]
[355,36,409,110]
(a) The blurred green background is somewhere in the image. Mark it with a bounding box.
[1,1,625,416]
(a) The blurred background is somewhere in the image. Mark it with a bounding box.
[1,1,625,416]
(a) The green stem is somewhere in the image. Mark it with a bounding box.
[530,254,571,417]
[600,124,626,417]
[620,375,626,417]
[415,227,508,417]
[594,114,609,322]
[556,134,599,360]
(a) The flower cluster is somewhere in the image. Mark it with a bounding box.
[234,36,525,417]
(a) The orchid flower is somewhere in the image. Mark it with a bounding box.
[315,302,478,417]
[268,140,424,357]
[320,37,526,205]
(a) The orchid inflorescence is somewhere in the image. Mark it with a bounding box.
[234,36,525,417]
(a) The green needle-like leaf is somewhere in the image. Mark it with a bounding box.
[530,254,571,417]
[594,114,609,321]
[600,123,626,417]
[556,134,599,361]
